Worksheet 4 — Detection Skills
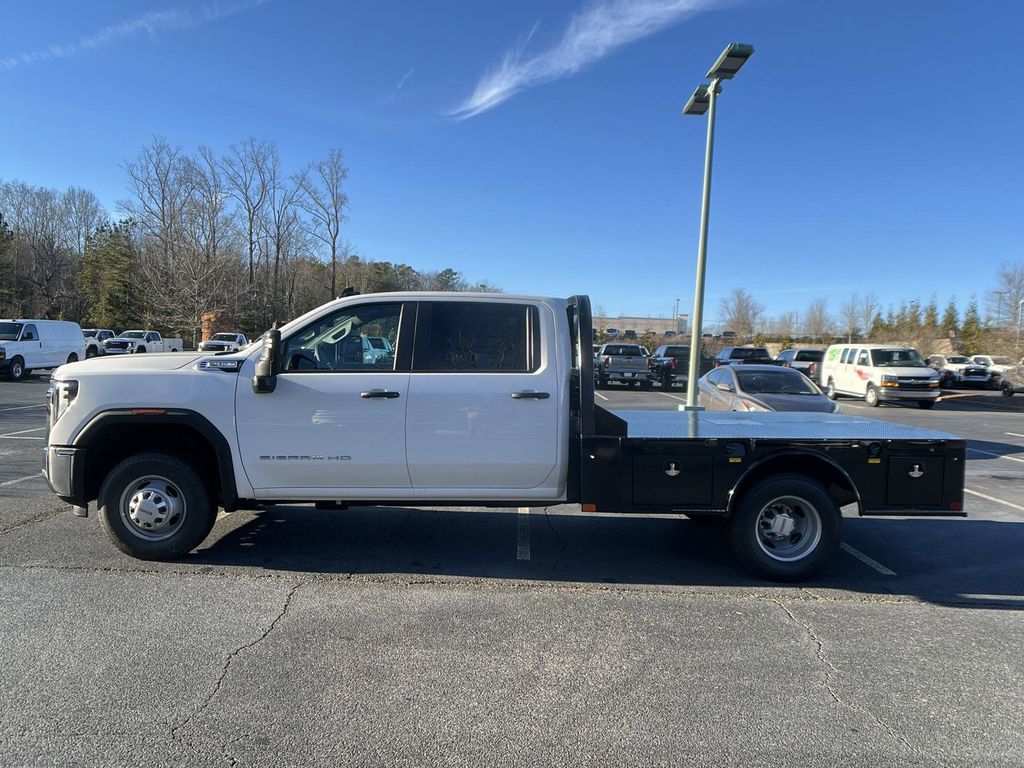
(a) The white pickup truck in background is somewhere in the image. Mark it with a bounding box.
[198,332,248,353]
[102,330,183,354]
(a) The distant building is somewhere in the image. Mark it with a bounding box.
[596,314,688,336]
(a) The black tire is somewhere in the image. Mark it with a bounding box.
[7,356,26,381]
[66,353,78,364]
[85,347,97,359]
[640,380,653,391]
[864,384,880,407]
[917,400,935,409]
[728,474,842,581]
[597,376,608,390]
[825,379,838,401]
[628,380,638,389]
[662,373,673,390]
[135,346,147,354]
[1002,381,1015,398]
[97,452,217,560]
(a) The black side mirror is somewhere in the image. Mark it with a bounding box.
[253,327,281,394]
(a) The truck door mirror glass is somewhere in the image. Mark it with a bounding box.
[716,381,733,392]
[253,328,282,393]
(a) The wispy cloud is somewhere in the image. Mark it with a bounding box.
[1,0,271,72]
[379,68,416,106]
[450,0,730,120]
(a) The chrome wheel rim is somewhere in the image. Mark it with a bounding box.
[11,362,23,378]
[119,475,187,541]
[755,495,822,562]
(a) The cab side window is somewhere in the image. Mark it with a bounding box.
[21,324,37,341]
[281,303,403,373]
[414,302,539,373]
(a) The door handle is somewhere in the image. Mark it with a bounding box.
[511,391,550,400]
[360,389,400,399]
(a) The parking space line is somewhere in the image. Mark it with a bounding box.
[594,391,609,401]
[517,507,531,560]
[0,473,43,488]
[0,427,46,437]
[964,487,1024,513]
[840,542,896,575]
[1006,432,1024,439]
[967,447,1024,464]
[0,404,46,412]
[659,392,687,402]
[0,436,45,440]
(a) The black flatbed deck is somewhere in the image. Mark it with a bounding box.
[613,410,957,442]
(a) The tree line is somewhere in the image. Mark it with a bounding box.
[718,263,1024,356]
[0,137,497,345]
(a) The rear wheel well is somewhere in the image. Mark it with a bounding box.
[81,424,221,506]
[729,453,859,514]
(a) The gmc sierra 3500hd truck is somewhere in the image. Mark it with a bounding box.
[43,293,965,580]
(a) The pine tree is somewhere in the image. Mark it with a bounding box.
[959,297,984,355]
[923,295,940,331]
[940,297,959,337]
[81,221,141,330]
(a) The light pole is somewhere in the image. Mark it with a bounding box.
[681,43,754,409]
[1017,299,1023,359]
[674,298,681,332]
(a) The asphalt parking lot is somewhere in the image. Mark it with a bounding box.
[1,374,1022,766]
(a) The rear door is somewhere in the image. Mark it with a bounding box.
[405,300,559,491]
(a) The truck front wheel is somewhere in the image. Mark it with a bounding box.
[728,475,841,581]
[7,356,26,381]
[97,452,217,560]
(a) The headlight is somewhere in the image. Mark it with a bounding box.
[47,378,79,426]
[739,399,768,412]
[0,346,5,360]
[881,374,898,387]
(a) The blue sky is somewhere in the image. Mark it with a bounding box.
[2,0,1022,325]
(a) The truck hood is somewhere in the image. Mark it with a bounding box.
[57,352,205,375]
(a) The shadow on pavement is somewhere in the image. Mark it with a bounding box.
[184,505,1024,611]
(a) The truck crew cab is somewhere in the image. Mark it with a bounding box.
[43,293,965,580]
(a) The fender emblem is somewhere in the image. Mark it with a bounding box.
[908,464,924,479]
[665,462,681,477]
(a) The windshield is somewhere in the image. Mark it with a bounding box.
[120,331,146,339]
[603,345,643,356]
[731,347,770,359]
[211,333,237,341]
[871,349,927,367]
[82,328,97,337]
[948,356,969,363]
[990,357,1011,364]
[0,322,22,341]
[663,346,690,358]
[737,369,819,395]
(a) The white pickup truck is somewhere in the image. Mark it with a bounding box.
[43,293,966,580]
[198,332,248,354]
[103,330,183,355]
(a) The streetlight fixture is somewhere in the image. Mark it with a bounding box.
[681,43,754,410]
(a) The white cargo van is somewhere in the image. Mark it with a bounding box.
[820,344,940,409]
[0,320,86,381]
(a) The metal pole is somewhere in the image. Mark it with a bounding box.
[684,79,720,409]
[1017,300,1023,359]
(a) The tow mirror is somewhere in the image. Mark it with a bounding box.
[252,326,281,394]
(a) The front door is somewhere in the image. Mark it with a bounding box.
[235,301,411,494]
[19,324,45,368]
[405,300,560,491]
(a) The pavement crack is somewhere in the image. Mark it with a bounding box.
[772,597,932,762]
[171,582,301,744]
[0,506,63,536]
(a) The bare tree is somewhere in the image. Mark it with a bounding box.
[839,295,859,343]
[987,263,1024,327]
[296,149,348,299]
[860,293,879,340]
[803,298,831,342]
[262,146,303,323]
[222,138,270,287]
[718,288,764,339]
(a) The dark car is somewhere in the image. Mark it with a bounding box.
[713,346,774,367]
[776,348,825,383]
[649,344,713,390]
[698,364,839,414]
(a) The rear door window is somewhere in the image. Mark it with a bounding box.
[414,302,539,373]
